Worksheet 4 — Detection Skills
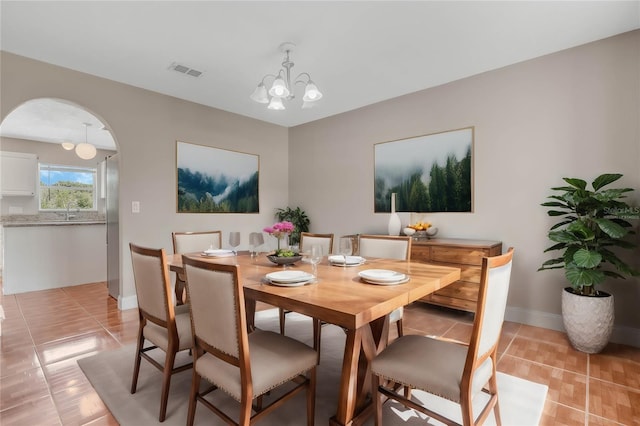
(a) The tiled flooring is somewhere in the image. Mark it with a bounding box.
[1,282,639,425]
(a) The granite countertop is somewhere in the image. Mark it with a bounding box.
[1,213,106,227]
[3,221,106,227]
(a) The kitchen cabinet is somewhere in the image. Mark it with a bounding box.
[1,151,38,196]
[2,223,106,294]
[411,238,503,312]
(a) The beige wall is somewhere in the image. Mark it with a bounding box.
[1,30,638,344]
[1,52,289,304]
[289,30,640,340]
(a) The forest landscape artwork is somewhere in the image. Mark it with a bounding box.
[176,141,259,213]
[374,127,473,213]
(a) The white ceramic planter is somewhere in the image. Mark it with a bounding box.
[561,287,614,354]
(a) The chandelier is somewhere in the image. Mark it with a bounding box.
[250,42,323,110]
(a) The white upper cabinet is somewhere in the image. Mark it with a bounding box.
[1,151,38,196]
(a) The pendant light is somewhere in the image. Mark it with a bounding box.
[75,122,97,160]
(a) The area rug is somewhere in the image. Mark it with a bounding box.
[78,310,547,425]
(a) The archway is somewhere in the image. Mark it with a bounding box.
[0,98,120,298]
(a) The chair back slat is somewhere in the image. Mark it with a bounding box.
[130,245,171,323]
[184,259,244,359]
[173,231,222,254]
[300,232,334,255]
[358,235,412,260]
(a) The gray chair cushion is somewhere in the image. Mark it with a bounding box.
[371,335,493,403]
[195,329,317,401]
[143,312,193,352]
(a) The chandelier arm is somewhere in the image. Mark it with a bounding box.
[294,72,312,85]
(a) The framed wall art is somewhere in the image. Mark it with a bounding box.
[176,141,259,213]
[374,127,473,213]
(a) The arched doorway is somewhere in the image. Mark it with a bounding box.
[0,98,120,298]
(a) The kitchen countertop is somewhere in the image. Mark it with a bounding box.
[3,221,106,227]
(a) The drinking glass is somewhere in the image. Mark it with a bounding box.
[338,237,352,268]
[309,244,323,279]
[229,232,241,262]
[249,232,264,260]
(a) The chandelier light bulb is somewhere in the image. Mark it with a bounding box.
[303,81,323,102]
[269,76,290,98]
[250,83,269,104]
[267,97,285,110]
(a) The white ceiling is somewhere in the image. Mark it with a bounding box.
[1,1,639,148]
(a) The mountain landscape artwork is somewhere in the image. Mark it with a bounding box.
[176,141,259,213]
[374,128,473,213]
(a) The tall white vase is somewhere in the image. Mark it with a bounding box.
[388,193,401,236]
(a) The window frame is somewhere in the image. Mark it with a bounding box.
[39,163,98,211]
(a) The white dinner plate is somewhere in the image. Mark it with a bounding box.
[265,270,314,284]
[358,269,407,283]
[328,255,366,266]
[267,278,316,287]
[201,249,235,257]
[360,276,410,286]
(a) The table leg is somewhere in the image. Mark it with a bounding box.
[331,316,389,426]
[245,298,256,332]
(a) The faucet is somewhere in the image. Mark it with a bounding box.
[65,201,77,221]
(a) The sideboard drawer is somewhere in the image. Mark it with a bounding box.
[411,238,502,313]
[430,246,488,266]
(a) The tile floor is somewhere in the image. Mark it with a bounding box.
[1,281,639,425]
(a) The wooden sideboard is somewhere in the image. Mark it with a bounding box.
[411,238,503,312]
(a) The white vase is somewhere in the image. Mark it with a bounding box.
[561,287,614,353]
[388,193,401,236]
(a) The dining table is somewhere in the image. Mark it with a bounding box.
[168,251,460,426]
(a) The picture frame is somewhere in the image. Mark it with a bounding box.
[374,127,473,213]
[176,141,259,213]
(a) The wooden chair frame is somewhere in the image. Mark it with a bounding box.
[372,248,515,426]
[183,257,317,426]
[171,230,222,305]
[358,234,412,337]
[129,243,193,422]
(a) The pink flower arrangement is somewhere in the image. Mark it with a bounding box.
[263,221,295,252]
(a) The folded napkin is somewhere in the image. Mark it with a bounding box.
[328,255,365,264]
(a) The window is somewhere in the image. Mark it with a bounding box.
[39,164,97,210]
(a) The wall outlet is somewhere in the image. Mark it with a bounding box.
[132,201,140,213]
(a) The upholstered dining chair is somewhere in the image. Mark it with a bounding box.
[278,232,335,362]
[371,248,515,426]
[358,234,412,337]
[182,256,317,426]
[129,243,194,422]
[171,230,222,305]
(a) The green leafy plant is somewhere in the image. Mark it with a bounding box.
[539,173,639,295]
[275,206,310,245]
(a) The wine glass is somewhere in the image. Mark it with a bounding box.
[338,237,352,268]
[229,232,240,262]
[249,232,264,260]
[309,244,323,279]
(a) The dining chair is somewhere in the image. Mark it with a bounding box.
[171,230,222,305]
[358,234,412,337]
[182,256,317,426]
[371,248,515,426]
[278,232,335,362]
[129,243,194,422]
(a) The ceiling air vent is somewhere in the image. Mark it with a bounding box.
[168,62,203,78]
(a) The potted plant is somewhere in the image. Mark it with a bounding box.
[539,173,639,353]
[275,206,310,246]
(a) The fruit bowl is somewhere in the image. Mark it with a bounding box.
[267,254,303,265]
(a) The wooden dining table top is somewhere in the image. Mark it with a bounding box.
[167,251,460,425]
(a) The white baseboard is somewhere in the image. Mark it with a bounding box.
[506,306,640,349]
[118,294,138,311]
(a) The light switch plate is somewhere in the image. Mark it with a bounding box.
[132,201,140,213]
